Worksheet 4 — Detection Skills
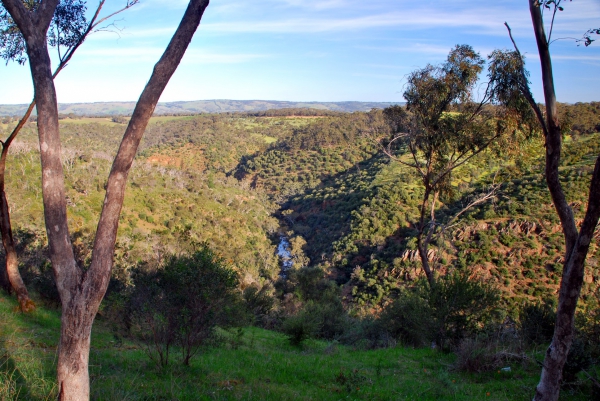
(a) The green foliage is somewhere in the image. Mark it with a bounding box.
[558,102,600,136]
[563,338,592,384]
[129,244,247,366]
[0,0,88,65]
[2,291,598,400]
[380,272,501,349]
[243,283,276,326]
[282,297,349,346]
[1,109,598,343]
[519,299,556,345]
[453,337,505,374]
[282,311,319,347]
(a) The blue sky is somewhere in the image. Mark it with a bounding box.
[1,0,599,104]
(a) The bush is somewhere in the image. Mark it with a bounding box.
[282,312,319,347]
[30,261,60,306]
[380,272,501,349]
[563,338,592,384]
[282,293,350,346]
[243,283,275,327]
[129,244,247,366]
[520,299,556,345]
[379,284,435,347]
[338,317,393,350]
[576,287,600,359]
[454,337,503,373]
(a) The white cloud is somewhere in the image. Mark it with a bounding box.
[280,0,355,10]
[198,0,599,39]
[201,8,527,34]
[553,54,600,61]
[77,47,268,65]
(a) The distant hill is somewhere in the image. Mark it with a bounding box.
[0,100,400,117]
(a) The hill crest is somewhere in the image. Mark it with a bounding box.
[0,99,400,117]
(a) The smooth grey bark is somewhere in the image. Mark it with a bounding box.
[524,1,600,400]
[1,0,210,399]
[0,0,131,313]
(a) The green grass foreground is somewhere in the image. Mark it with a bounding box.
[0,293,588,401]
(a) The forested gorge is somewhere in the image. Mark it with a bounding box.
[1,105,598,312]
[1,99,599,398]
[1,0,598,398]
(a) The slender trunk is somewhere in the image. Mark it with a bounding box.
[528,1,600,400]
[534,157,600,400]
[417,238,434,286]
[26,24,88,401]
[0,190,34,312]
[0,102,37,312]
[417,187,435,286]
[55,1,210,398]
[3,0,210,398]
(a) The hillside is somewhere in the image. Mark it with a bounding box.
[1,107,598,311]
[0,100,398,117]
[0,105,599,399]
[3,291,581,400]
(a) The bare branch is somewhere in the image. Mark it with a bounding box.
[547,0,560,43]
[504,22,549,138]
[89,0,139,31]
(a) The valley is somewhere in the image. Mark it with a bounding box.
[1,104,599,399]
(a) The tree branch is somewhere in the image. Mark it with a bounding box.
[1,0,36,39]
[85,0,210,305]
[504,22,549,139]
[33,0,61,31]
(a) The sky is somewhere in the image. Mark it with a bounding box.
[1,0,599,105]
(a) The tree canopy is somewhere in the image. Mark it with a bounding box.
[0,0,87,64]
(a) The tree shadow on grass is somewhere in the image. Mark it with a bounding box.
[0,296,60,400]
[0,346,29,399]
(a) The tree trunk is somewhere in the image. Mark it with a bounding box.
[417,187,436,286]
[528,1,600,399]
[534,158,600,401]
[57,306,93,401]
[417,236,434,286]
[0,190,35,312]
[0,101,37,312]
[2,0,210,399]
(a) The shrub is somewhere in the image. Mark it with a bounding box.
[379,284,435,347]
[338,317,392,350]
[454,337,503,373]
[305,296,349,340]
[129,244,247,366]
[282,293,349,346]
[282,311,319,347]
[563,338,592,384]
[520,299,556,345]
[430,272,501,348]
[243,283,275,327]
[576,287,600,359]
[30,261,61,306]
[380,272,501,349]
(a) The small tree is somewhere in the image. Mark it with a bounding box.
[502,1,600,400]
[382,45,533,286]
[131,245,244,366]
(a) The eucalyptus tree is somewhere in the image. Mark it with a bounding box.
[382,44,534,286]
[502,1,600,400]
[0,0,138,312]
[0,0,211,399]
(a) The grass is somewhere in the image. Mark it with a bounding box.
[0,292,594,400]
[251,133,278,144]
